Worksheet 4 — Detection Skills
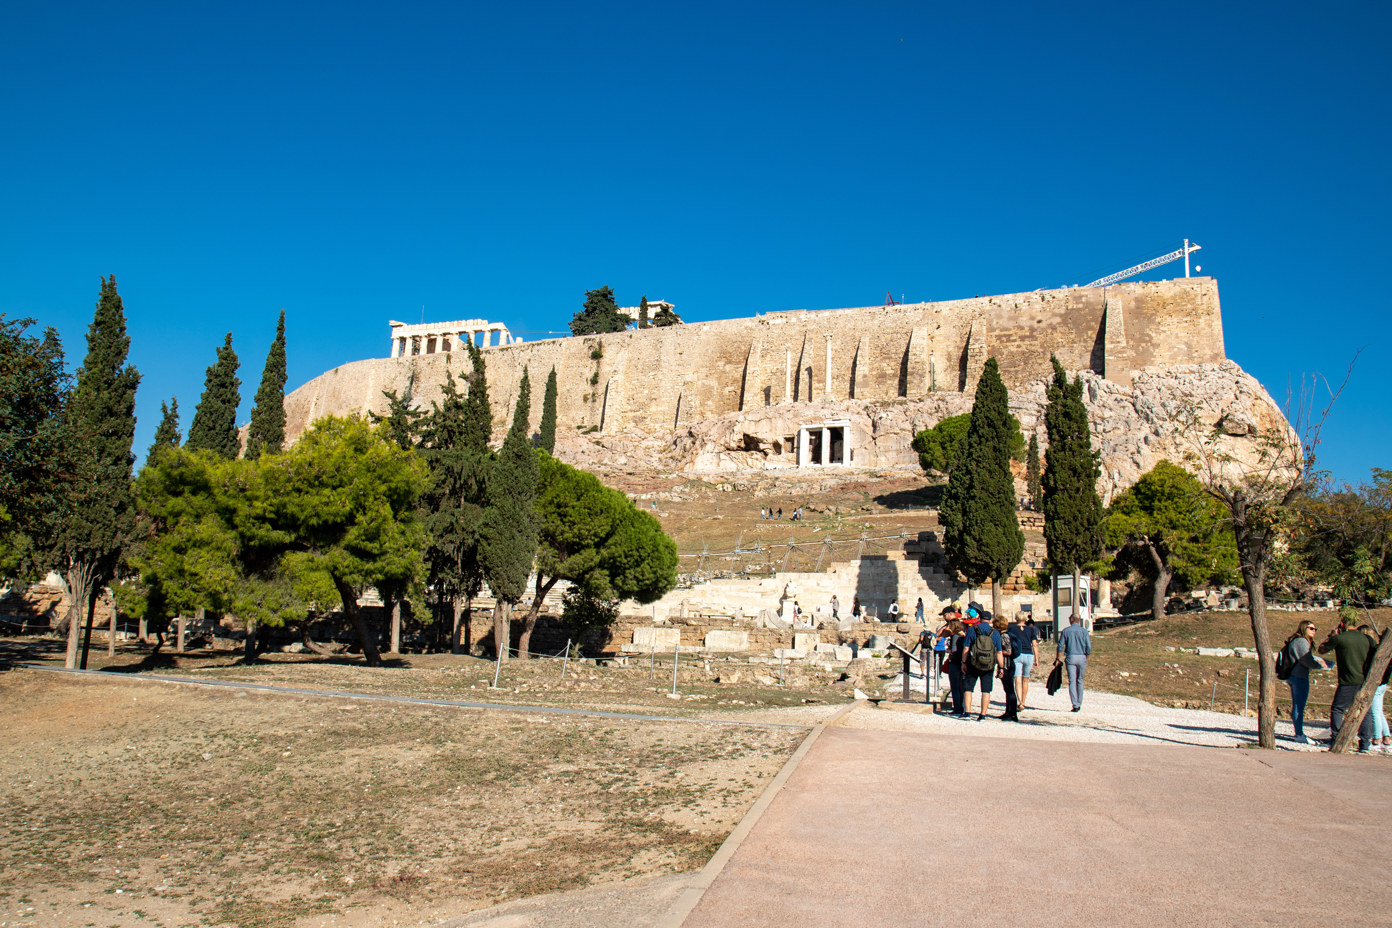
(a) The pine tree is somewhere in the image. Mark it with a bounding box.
[480,367,538,660]
[147,398,181,461]
[537,366,557,453]
[650,302,682,327]
[569,286,628,336]
[638,295,650,329]
[1042,356,1103,622]
[186,333,241,459]
[462,342,492,451]
[1026,433,1042,509]
[939,357,1024,617]
[245,310,287,459]
[55,276,141,668]
[371,377,425,450]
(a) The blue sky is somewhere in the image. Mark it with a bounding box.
[3,1,1388,483]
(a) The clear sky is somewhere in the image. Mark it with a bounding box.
[3,1,1388,484]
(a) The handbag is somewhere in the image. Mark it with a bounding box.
[1046,661,1064,696]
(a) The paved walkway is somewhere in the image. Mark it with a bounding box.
[678,720,1392,928]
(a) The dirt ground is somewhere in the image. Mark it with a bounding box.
[0,669,804,928]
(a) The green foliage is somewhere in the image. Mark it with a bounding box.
[0,314,73,570]
[561,585,619,638]
[533,451,678,603]
[650,302,681,327]
[939,358,1024,588]
[913,412,1023,475]
[638,295,650,330]
[420,366,491,607]
[1104,460,1238,589]
[537,366,557,454]
[1026,433,1042,505]
[1042,357,1102,575]
[912,414,969,475]
[148,398,181,462]
[1295,468,1392,607]
[186,332,242,459]
[245,310,288,459]
[369,371,425,451]
[570,286,629,336]
[480,368,538,603]
[461,342,492,451]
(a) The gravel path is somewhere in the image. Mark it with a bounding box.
[837,676,1355,751]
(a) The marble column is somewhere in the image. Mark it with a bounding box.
[797,427,809,466]
[820,427,830,465]
[391,337,402,359]
[824,335,833,398]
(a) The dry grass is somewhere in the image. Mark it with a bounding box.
[0,669,803,928]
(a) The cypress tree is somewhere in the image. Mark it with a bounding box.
[537,366,557,453]
[56,276,141,668]
[186,333,241,459]
[147,398,181,461]
[245,310,287,459]
[462,342,492,451]
[1042,356,1103,622]
[638,295,650,329]
[1026,432,1042,509]
[939,357,1024,617]
[480,367,538,661]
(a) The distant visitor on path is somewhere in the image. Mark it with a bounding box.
[1278,619,1329,745]
[760,507,767,520]
[777,507,783,520]
[851,596,862,620]
[1056,614,1091,712]
[962,617,1003,720]
[830,594,840,620]
[1008,611,1039,710]
[887,601,900,620]
[914,598,924,623]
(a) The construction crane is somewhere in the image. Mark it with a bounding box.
[1085,239,1202,288]
[884,291,899,306]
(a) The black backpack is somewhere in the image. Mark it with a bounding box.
[969,630,998,673]
[1275,640,1296,681]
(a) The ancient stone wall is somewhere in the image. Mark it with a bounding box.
[282,278,1225,447]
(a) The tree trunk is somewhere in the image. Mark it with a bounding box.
[1146,541,1172,624]
[244,620,258,662]
[1240,558,1277,749]
[138,615,148,644]
[463,593,474,654]
[176,615,186,652]
[493,600,511,661]
[299,622,336,656]
[78,587,98,670]
[63,560,96,669]
[990,578,1002,620]
[331,575,383,667]
[108,594,116,656]
[1072,566,1084,630]
[1331,629,1392,754]
[518,576,560,658]
[390,600,402,654]
[451,596,465,655]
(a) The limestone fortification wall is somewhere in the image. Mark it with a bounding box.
[282,278,1225,449]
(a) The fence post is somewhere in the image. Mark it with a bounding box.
[1210,680,1217,711]
[650,643,656,680]
[561,638,571,679]
[1244,668,1250,717]
[671,642,680,696]
[779,652,785,686]
[493,648,502,689]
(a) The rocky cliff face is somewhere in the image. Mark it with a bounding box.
[565,360,1296,501]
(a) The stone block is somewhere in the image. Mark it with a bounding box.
[705,629,750,651]
[1196,647,1235,657]
[813,643,839,654]
[833,645,854,661]
[774,648,807,660]
[793,632,820,651]
[633,627,682,650]
[866,635,893,649]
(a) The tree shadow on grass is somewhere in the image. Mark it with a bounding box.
[874,485,943,510]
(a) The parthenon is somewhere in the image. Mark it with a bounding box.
[388,319,515,358]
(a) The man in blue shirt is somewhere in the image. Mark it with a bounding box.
[1056,615,1092,712]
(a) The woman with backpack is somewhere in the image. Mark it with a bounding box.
[943,619,967,717]
[1279,619,1329,745]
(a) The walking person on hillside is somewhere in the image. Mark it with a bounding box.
[1280,619,1329,744]
[1056,614,1091,712]
[1318,620,1377,751]
[962,617,1003,720]
[1008,611,1039,710]
[914,598,925,623]
[830,594,840,621]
